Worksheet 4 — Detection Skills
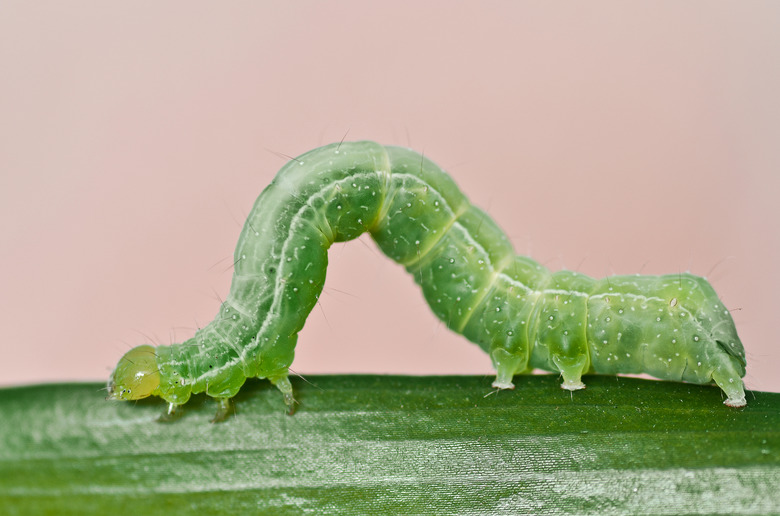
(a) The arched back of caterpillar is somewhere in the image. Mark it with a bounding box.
[108,141,747,421]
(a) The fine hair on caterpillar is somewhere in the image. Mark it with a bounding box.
[107,141,747,422]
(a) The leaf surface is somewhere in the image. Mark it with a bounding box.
[0,375,778,515]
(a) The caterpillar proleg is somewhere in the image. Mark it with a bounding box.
[108,141,747,420]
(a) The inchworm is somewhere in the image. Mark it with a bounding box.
[108,141,747,421]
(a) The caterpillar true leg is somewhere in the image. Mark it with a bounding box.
[155,402,184,423]
[270,375,296,415]
[711,357,747,407]
[212,398,233,423]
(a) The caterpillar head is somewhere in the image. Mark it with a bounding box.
[107,345,160,401]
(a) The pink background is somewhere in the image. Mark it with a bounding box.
[1,2,778,394]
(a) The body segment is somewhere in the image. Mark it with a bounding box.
[108,141,747,418]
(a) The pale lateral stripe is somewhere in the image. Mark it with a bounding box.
[189,162,593,384]
[400,202,469,269]
[187,159,687,385]
[193,171,384,382]
[590,292,664,304]
[242,171,387,361]
[223,298,254,319]
[542,288,589,298]
[455,255,515,333]
[240,171,458,363]
[199,166,545,383]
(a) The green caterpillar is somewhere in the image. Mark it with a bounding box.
[108,141,747,421]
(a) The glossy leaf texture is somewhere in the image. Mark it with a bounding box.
[1,375,778,515]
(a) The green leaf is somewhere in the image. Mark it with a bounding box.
[1,375,778,515]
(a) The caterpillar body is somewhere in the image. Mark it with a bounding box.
[108,141,747,420]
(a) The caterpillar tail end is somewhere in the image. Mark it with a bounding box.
[724,395,747,408]
[712,358,747,408]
